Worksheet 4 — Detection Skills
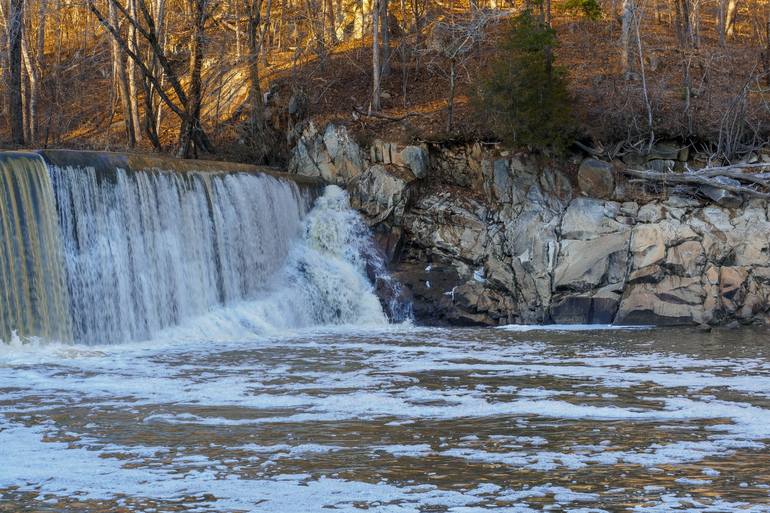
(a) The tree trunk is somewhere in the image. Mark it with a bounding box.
[177,0,207,158]
[674,0,691,47]
[725,0,738,37]
[380,0,390,77]
[620,0,633,78]
[446,58,455,131]
[718,0,726,45]
[151,0,166,145]
[371,0,381,110]
[21,29,37,143]
[108,0,136,147]
[8,0,25,145]
[127,0,142,142]
[277,0,286,49]
[766,21,770,87]
[325,0,337,43]
[689,0,700,46]
[245,0,273,161]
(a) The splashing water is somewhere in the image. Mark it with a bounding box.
[0,151,406,346]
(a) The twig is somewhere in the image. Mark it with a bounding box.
[353,107,420,122]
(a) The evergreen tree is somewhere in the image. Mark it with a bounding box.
[474,11,574,153]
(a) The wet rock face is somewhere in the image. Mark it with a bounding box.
[288,125,770,327]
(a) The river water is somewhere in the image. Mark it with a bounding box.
[3,324,770,512]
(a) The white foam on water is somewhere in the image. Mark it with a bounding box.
[0,419,607,513]
[2,258,770,511]
[499,324,655,332]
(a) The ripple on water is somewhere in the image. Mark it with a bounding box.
[2,326,770,512]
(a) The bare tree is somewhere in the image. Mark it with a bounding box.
[620,0,634,78]
[88,0,215,156]
[719,0,739,44]
[372,0,381,110]
[634,3,655,150]
[7,0,25,144]
[380,0,390,77]
[108,0,137,147]
[127,0,143,143]
[428,10,500,131]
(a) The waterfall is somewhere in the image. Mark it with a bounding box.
[0,153,72,343]
[0,151,404,345]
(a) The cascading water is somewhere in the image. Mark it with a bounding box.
[0,151,406,345]
[0,153,72,343]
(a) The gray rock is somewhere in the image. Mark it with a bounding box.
[492,159,512,203]
[405,193,488,264]
[616,276,705,325]
[648,141,688,161]
[540,167,573,205]
[350,164,414,225]
[648,159,675,172]
[630,224,666,268]
[553,232,630,292]
[550,284,621,324]
[288,123,364,185]
[397,145,430,179]
[637,203,664,223]
[665,240,705,276]
[699,176,743,208]
[561,198,625,240]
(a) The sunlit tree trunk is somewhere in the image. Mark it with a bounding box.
[127,0,142,142]
[21,30,37,143]
[726,0,738,36]
[719,0,738,43]
[620,0,634,78]
[108,0,136,147]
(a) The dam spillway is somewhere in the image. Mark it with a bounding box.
[0,149,389,345]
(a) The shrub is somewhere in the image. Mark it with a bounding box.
[473,12,575,153]
[560,0,602,20]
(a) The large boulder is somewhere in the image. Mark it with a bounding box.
[553,232,630,292]
[561,198,625,240]
[289,123,364,185]
[503,187,561,321]
[719,266,749,314]
[577,158,615,198]
[616,276,705,325]
[630,224,666,269]
[350,164,415,225]
[396,145,430,179]
[665,240,705,276]
[540,167,573,205]
[698,176,743,208]
[404,192,489,265]
[550,284,622,324]
[492,159,512,203]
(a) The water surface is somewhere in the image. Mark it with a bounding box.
[2,325,770,512]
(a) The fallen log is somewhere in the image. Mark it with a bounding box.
[620,166,770,199]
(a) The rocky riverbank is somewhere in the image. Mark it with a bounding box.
[288,123,770,327]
